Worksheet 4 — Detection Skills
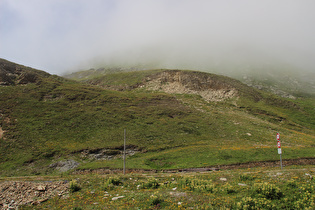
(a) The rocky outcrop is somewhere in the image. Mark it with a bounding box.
[144,70,238,102]
[79,145,141,160]
[49,159,80,172]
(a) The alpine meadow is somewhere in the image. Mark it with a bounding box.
[0,58,314,209]
[1,58,314,175]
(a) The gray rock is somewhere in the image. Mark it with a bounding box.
[112,196,125,201]
[49,159,79,172]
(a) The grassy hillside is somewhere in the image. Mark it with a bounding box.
[0,60,314,176]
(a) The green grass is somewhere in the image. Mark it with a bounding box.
[0,68,314,176]
[79,146,315,171]
[89,69,164,86]
[17,166,315,209]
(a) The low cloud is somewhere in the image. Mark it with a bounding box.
[1,0,315,75]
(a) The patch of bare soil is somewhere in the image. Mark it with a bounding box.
[0,181,69,210]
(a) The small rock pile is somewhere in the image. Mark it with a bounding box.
[0,181,69,209]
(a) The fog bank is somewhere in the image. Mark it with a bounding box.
[1,0,315,75]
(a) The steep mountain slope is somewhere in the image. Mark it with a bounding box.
[67,68,315,131]
[1,59,314,176]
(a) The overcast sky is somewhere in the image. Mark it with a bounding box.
[1,0,315,75]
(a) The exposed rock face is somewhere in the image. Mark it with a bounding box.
[49,159,79,172]
[144,70,238,102]
[79,146,141,160]
[0,58,50,86]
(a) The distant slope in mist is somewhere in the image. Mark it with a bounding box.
[229,68,315,98]
[66,64,315,99]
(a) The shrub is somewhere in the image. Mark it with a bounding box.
[69,179,81,193]
[178,177,214,193]
[239,174,255,181]
[294,183,315,209]
[223,183,236,194]
[106,177,122,186]
[103,177,122,190]
[254,182,283,200]
[150,195,164,206]
[139,178,160,189]
[286,179,297,188]
[237,197,275,210]
[178,177,191,188]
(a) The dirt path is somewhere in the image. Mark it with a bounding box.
[177,157,315,172]
[72,157,315,174]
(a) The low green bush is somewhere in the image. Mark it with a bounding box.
[177,177,215,193]
[69,179,81,193]
[254,182,283,200]
[293,183,315,209]
[237,197,275,210]
[150,195,164,206]
[103,177,122,190]
[239,174,256,181]
[139,178,160,189]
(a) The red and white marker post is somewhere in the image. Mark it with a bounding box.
[277,133,283,169]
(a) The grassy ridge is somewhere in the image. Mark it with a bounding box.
[0,66,314,176]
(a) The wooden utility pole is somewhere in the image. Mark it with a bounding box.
[123,129,126,175]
